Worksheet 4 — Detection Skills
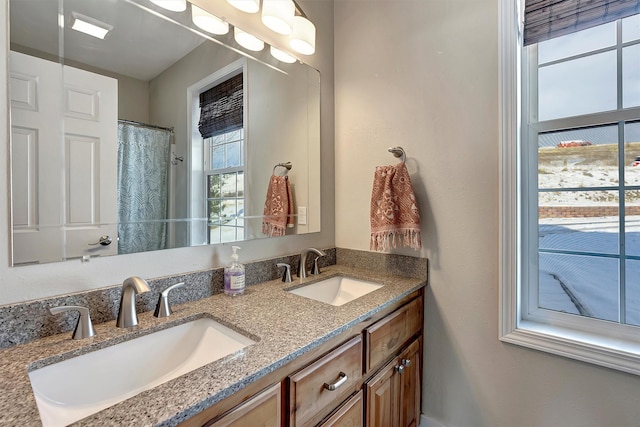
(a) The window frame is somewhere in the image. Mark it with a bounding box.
[499,0,640,375]
[187,58,246,246]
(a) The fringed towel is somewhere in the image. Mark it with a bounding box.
[370,162,422,251]
[263,175,294,237]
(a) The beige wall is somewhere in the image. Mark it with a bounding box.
[0,0,334,304]
[334,1,640,426]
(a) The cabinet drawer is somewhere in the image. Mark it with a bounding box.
[204,383,281,427]
[365,296,422,372]
[318,390,363,427]
[288,335,363,427]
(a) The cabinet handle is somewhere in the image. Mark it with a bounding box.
[395,365,405,374]
[323,372,348,391]
[401,358,411,367]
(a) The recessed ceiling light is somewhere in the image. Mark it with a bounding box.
[70,12,113,40]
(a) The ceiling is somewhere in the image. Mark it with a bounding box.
[9,0,208,81]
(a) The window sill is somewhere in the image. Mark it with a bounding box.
[500,320,640,375]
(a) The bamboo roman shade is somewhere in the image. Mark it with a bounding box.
[524,0,640,45]
[198,73,243,138]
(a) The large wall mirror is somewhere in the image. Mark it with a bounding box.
[8,0,320,266]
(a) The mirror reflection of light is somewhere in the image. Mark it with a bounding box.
[270,46,296,63]
[234,27,265,51]
[149,0,187,12]
[70,12,113,40]
[191,5,229,35]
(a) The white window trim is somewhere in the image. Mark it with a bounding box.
[186,58,246,246]
[498,0,640,375]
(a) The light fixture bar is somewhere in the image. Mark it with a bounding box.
[227,0,260,13]
[70,12,113,40]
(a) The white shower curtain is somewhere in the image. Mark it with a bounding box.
[117,122,172,254]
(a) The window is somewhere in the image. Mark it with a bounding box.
[500,0,640,374]
[188,63,246,246]
[205,129,245,243]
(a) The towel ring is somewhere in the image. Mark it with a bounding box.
[388,147,406,163]
[273,162,293,175]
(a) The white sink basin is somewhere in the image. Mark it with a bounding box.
[288,276,383,306]
[28,317,255,427]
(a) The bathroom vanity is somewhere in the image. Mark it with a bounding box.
[0,263,426,426]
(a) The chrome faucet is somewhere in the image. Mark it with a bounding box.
[116,276,151,328]
[298,248,326,278]
[50,305,96,340]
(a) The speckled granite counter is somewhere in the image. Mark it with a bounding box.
[0,264,426,427]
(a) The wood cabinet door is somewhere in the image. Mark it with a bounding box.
[205,383,281,427]
[398,339,421,427]
[318,390,364,427]
[365,358,397,427]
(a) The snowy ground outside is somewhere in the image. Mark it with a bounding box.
[537,162,640,326]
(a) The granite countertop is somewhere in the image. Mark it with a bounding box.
[0,265,426,427]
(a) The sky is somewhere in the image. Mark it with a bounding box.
[537,15,640,122]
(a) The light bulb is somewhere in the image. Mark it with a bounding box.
[191,5,229,35]
[261,0,295,35]
[234,27,264,51]
[289,15,315,55]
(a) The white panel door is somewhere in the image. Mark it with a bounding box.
[62,65,118,259]
[9,51,64,264]
[9,52,118,263]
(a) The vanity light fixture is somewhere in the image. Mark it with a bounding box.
[270,46,296,63]
[289,15,315,55]
[234,27,265,51]
[261,0,295,35]
[70,12,113,40]
[191,5,229,35]
[227,0,260,14]
[149,0,187,12]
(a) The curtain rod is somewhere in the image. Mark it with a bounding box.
[118,119,174,133]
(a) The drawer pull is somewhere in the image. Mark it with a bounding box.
[401,358,411,367]
[395,365,405,374]
[323,372,348,391]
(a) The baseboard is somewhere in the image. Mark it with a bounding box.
[421,414,446,427]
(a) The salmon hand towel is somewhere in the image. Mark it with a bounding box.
[370,162,421,251]
[263,175,294,237]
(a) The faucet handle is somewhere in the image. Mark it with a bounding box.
[277,263,292,283]
[311,257,322,275]
[154,282,186,318]
[50,305,96,340]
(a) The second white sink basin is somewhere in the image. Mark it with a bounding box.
[288,276,383,306]
[28,317,255,427]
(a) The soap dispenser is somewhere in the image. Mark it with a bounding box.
[224,246,246,296]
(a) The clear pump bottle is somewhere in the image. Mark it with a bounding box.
[224,246,245,296]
